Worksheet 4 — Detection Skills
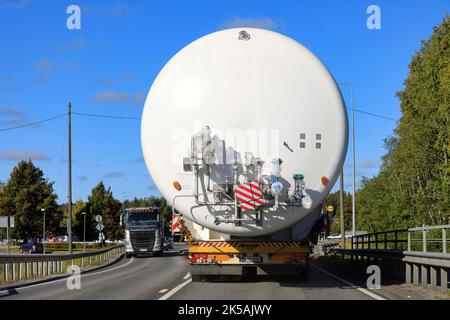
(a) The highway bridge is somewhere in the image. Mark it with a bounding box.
[1,235,448,301]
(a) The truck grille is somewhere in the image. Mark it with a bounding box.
[130,231,155,249]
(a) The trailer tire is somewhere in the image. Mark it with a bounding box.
[297,265,309,281]
[242,266,257,281]
[191,274,207,282]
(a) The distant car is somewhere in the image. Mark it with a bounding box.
[327,233,342,240]
[20,240,44,254]
[163,237,174,250]
[327,233,353,240]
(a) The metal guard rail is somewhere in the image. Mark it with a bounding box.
[327,224,449,294]
[0,245,125,284]
[0,245,124,264]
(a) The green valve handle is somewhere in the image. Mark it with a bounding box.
[293,173,304,181]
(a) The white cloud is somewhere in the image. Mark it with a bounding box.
[0,150,49,161]
[359,159,381,169]
[92,90,146,105]
[84,2,132,16]
[35,59,54,71]
[0,75,23,94]
[104,172,125,178]
[345,159,381,170]
[0,0,30,10]
[220,16,280,31]
[0,106,24,117]
[147,185,159,192]
[0,106,35,127]
[57,38,86,52]
[123,72,134,82]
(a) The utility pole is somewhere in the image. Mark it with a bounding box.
[82,212,86,252]
[339,170,345,249]
[68,102,73,254]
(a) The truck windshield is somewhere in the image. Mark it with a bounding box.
[126,212,158,223]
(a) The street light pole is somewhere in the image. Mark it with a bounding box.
[67,102,73,254]
[339,169,345,249]
[6,212,10,255]
[338,82,356,237]
[82,212,86,252]
[41,208,46,254]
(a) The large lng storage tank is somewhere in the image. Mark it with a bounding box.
[141,28,348,242]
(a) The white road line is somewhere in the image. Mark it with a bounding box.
[0,256,134,293]
[159,278,192,300]
[158,289,169,294]
[310,262,386,301]
[183,272,191,280]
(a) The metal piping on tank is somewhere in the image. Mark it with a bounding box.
[184,126,312,224]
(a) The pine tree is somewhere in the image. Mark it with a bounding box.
[86,181,123,241]
[0,161,62,241]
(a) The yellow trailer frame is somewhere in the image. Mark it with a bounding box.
[189,241,310,266]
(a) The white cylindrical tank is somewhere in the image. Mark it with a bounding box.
[142,28,348,238]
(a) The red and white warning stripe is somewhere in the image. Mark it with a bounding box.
[235,180,266,212]
[172,214,181,234]
[197,241,303,248]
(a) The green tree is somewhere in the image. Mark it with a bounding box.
[325,191,353,234]
[0,161,62,241]
[71,199,87,240]
[86,181,123,241]
[357,15,450,232]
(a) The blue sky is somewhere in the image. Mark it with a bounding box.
[0,0,448,203]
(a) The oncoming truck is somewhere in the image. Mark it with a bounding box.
[121,207,163,258]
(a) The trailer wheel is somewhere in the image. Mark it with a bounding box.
[297,265,309,281]
[242,266,257,281]
[191,274,207,282]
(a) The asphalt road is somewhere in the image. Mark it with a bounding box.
[0,244,379,300]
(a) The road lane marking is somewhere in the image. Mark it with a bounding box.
[183,272,191,280]
[81,257,134,278]
[0,256,134,293]
[159,278,192,300]
[159,289,169,293]
[310,262,386,300]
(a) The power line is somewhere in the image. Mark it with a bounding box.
[0,108,397,133]
[72,112,141,120]
[74,109,398,123]
[352,107,399,122]
[0,113,67,132]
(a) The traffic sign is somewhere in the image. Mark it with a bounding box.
[0,216,14,228]
[96,223,105,232]
[327,205,334,213]
[95,215,102,223]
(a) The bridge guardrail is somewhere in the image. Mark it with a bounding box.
[327,224,449,295]
[351,229,409,250]
[0,245,125,285]
[403,225,449,293]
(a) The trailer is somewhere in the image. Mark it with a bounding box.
[141,28,348,278]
